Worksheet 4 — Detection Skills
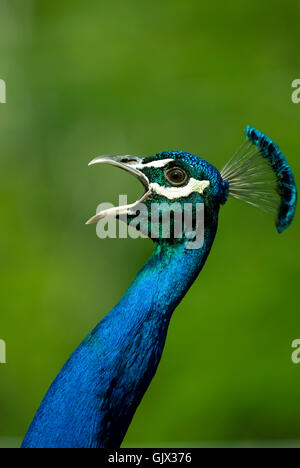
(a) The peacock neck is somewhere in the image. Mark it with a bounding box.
[122,231,218,324]
[22,223,218,449]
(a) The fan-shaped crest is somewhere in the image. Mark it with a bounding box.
[221,126,297,233]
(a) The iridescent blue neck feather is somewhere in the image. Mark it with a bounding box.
[22,222,218,448]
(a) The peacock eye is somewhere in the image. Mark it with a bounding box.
[164,167,188,186]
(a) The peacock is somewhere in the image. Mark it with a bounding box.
[22,126,297,448]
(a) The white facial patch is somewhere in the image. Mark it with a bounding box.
[149,178,210,199]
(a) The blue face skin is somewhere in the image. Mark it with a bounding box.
[123,151,229,242]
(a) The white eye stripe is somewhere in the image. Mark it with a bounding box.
[134,159,174,169]
[149,179,210,199]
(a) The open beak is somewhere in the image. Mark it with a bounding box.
[86,155,151,225]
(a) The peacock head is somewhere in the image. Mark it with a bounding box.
[86,151,229,248]
[87,127,297,246]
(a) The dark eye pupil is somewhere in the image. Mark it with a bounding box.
[165,167,187,186]
[172,171,181,180]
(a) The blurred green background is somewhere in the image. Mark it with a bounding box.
[0,0,299,448]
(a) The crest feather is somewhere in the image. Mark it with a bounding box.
[221,126,297,233]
